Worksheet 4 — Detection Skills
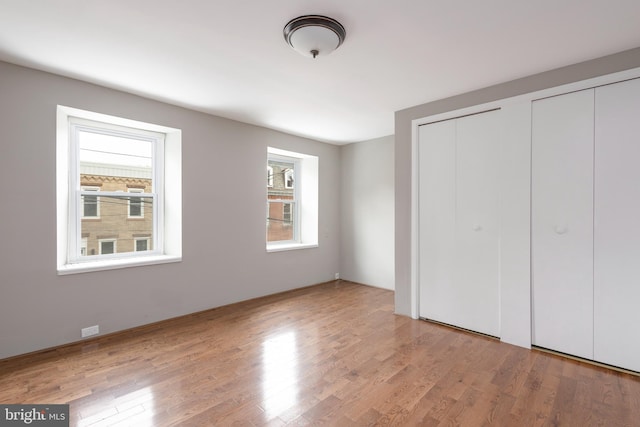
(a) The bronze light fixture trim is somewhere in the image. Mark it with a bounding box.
[283,15,346,58]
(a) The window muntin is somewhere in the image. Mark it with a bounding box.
[69,117,163,262]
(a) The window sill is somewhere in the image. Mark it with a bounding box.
[57,255,182,275]
[266,242,318,253]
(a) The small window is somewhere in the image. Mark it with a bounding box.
[267,158,297,242]
[82,186,100,218]
[99,239,117,255]
[266,147,318,251]
[72,120,157,261]
[57,105,183,274]
[128,188,145,218]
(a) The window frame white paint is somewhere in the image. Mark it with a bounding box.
[408,66,640,348]
[56,105,182,275]
[266,147,318,252]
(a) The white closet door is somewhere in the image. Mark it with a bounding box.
[594,78,640,372]
[418,111,500,337]
[418,120,456,324]
[454,111,501,336]
[531,90,594,359]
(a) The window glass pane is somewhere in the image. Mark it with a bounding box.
[267,159,296,243]
[267,201,295,242]
[78,130,154,258]
[81,195,154,257]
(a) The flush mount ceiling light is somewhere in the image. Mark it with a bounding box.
[283,15,346,59]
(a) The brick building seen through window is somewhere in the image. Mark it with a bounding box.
[267,159,296,242]
[80,162,153,257]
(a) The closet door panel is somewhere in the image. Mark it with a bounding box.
[418,120,456,321]
[531,90,594,359]
[454,111,501,336]
[594,78,640,372]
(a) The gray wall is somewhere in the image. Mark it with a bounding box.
[394,47,640,316]
[340,136,394,290]
[0,61,341,359]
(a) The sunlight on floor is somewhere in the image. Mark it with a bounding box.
[261,331,299,419]
[77,386,155,427]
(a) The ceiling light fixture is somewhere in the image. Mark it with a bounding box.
[283,15,346,59]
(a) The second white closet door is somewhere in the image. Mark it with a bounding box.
[531,89,594,359]
[594,78,640,372]
[454,112,501,337]
[419,110,500,337]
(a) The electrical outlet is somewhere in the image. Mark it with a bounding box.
[81,325,99,338]
[335,273,340,280]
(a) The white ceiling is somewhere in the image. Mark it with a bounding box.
[1,1,639,144]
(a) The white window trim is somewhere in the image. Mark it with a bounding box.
[266,147,318,252]
[56,105,182,275]
[128,188,145,218]
[80,237,88,256]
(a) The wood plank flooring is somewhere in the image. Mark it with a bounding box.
[1,280,639,426]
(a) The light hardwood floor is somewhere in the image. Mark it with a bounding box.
[1,281,639,426]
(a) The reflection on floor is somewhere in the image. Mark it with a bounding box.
[1,280,639,426]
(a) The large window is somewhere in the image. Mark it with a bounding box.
[57,106,182,274]
[70,117,160,261]
[266,147,318,251]
[128,188,145,218]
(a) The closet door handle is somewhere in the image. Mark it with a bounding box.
[554,225,568,235]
